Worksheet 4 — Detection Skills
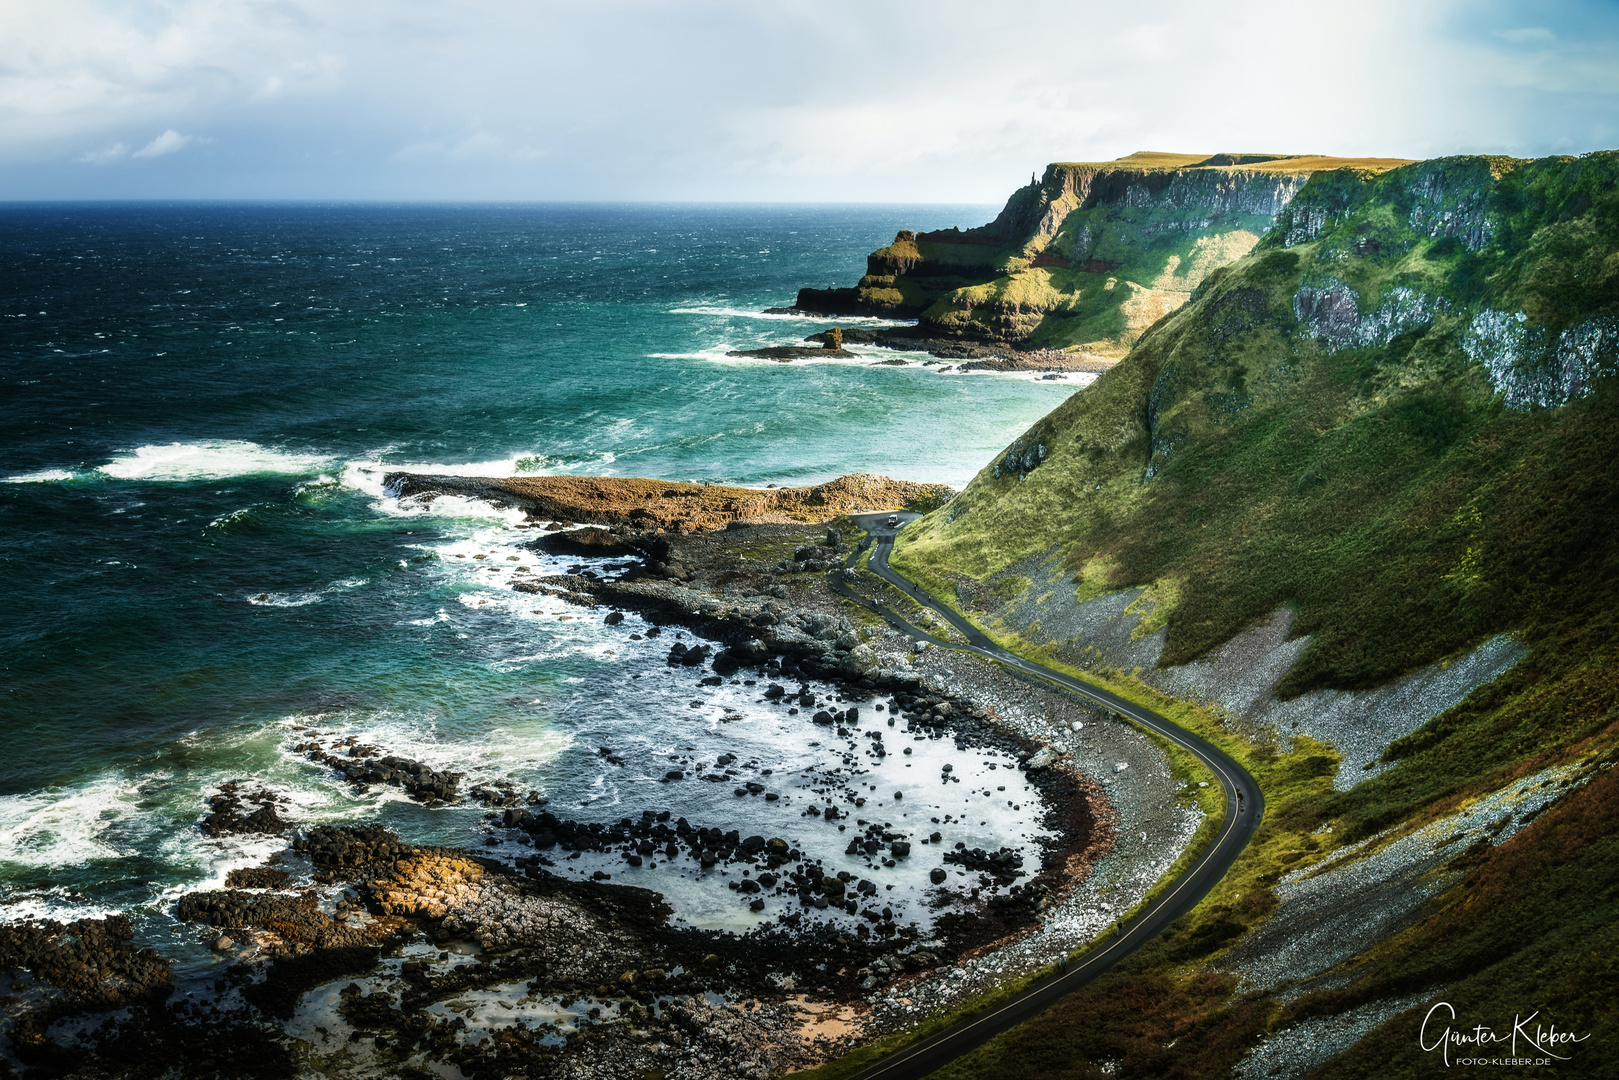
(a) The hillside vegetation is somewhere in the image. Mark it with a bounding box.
[885,151,1619,1077]
[795,152,1413,360]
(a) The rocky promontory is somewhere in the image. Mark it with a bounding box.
[383,471,955,532]
[781,150,1414,364]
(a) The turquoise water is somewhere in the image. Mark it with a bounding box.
[0,203,1074,938]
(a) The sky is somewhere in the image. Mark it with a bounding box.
[1,0,1617,202]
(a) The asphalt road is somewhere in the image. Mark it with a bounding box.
[815,513,1265,1080]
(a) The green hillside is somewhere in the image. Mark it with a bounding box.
[886,152,1619,1077]
[795,152,1414,360]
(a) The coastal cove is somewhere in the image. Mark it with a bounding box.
[0,204,1098,1076]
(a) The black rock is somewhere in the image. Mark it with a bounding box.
[528,528,635,558]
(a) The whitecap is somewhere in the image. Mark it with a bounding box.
[3,468,75,483]
[342,455,547,499]
[281,709,571,790]
[0,775,151,870]
[0,889,126,925]
[97,441,334,482]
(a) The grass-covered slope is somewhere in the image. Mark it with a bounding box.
[881,151,1619,1078]
[795,152,1413,359]
[896,151,1619,697]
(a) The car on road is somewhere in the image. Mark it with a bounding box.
[886,514,900,527]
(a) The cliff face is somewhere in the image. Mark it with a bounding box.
[795,151,1412,360]
[887,150,1619,1079]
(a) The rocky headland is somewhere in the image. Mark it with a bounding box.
[771,151,1414,370]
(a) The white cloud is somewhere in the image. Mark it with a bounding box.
[131,129,203,157]
[77,141,127,164]
[0,0,1614,199]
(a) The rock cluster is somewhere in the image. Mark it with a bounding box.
[0,915,171,1007]
[175,889,383,956]
[226,866,292,889]
[368,852,588,954]
[293,735,464,803]
[944,844,1027,885]
[295,824,414,880]
[199,781,288,837]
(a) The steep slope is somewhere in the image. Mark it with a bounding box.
[885,151,1619,1078]
[794,151,1413,360]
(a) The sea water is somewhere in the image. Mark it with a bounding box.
[0,203,1078,944]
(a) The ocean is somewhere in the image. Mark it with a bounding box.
[0,202,1078,949]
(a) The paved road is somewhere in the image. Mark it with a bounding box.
[814,512,1264,1080]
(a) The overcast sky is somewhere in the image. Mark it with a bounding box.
[1,0,1616,202]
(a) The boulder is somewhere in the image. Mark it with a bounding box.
[528,528,635,558]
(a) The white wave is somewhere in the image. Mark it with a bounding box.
[97,440,334,481]
[3,468,75,483]
[342,455,552,497]
[668,306,915,327]
[343,458,554,526]
[245,576,369,607]
[282,709,572,789]
[0,775,151,870]
[208,506,257,528]
[0,889,126,924]
[379,493,530,526]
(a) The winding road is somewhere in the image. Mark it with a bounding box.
[812,512,1265,1080]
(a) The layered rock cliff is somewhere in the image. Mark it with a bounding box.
[795,151,1413,360]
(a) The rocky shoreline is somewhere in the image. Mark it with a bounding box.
[0,488,1198,1080]
[753,322,1116,374]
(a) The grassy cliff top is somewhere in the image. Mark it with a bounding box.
[1050,151,1418,174]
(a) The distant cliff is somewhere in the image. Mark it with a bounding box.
[795,151,1413,361]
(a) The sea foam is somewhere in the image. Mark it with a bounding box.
[97,441,334,481]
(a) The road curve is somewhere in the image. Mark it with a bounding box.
[812,513,1265,1080]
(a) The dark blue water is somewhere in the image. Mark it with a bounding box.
[0,203,1073,936]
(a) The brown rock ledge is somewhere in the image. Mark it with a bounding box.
[382,472,955,532]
